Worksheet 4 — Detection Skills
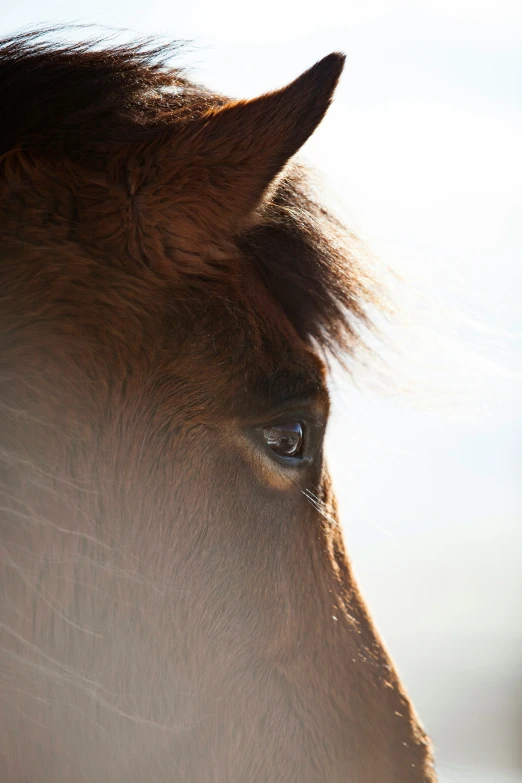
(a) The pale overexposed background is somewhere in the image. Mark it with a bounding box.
[2,2,521,781]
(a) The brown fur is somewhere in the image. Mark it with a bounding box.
[0,31,436,781]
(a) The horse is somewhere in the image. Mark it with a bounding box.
[0,31,437,782]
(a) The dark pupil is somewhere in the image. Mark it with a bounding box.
[263,422,303,458]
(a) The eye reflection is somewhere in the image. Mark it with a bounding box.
[263,422,304,459]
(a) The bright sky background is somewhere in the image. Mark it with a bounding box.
[2,2,521,781]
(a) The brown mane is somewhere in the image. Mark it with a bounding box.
[0,30,379,360]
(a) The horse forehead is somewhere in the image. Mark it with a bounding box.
[225,327,329,413]
[223,293,328,393]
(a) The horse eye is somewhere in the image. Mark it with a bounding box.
[263,422,304,459]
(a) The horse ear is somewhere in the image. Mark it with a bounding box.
[174,53,345,232]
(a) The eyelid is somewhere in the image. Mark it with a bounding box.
[250,399,328,430]
[261,410,319,429]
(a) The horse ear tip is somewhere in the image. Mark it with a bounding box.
[297,52,345,100]
[315,52,346,83]
[324,51,347,68]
